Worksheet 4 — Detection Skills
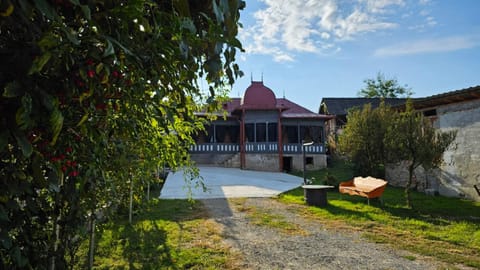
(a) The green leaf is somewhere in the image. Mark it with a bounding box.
[173,0,190,17]
[38,32,60,50]
[76,112,89,127]
[12,245,28,267]
[49,183,60,193]
[102,39,115,57]
[14,132,32,157]
[28,51,52,75]
[212,1,224,23]
[180,18,196,33]
[96,62,104,74]
[0,235,12,249]
[49,109,64,145]
[15,94,32,130]
[61,26,80,46]
[34,0,57,20]
[41,91,55,111]
[80,4,91,20]
[3,81,22,98]
[104,36,135,57]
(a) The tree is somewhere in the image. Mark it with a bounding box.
[0,0,244,268]
[387,100,456,208]
[358,72,413,98]
[338,101,392,177]
[339,99,456,208]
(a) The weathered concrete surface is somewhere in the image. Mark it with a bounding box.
[245,153,279,171]
[290,154,327,171]
[437,99,480,200]
[160,166,303,199]
[386,99,480,201]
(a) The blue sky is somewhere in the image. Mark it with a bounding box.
[230,0,480,112]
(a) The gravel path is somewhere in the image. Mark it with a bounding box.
[201,197,441,270]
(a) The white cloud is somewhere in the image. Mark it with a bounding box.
[374,36,479,57]
[363,0,405,13]
[426,16,437,27]
[241,0,403,62]
[320,32,331,39]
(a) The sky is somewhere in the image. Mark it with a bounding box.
[229,0,480,112]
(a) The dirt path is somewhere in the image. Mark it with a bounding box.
[201,197,441,270]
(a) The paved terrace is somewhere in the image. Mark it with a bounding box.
[160,166,303,199]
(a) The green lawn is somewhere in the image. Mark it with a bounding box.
[77,160,480,269]
[75,199,240,269]
[291,158,355,186]
[283,159,480,268]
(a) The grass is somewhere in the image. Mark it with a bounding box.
[291,158,355,186]
[75,199,241,269]
[76,160,479,269]
[281,159,480,269]
[230,198,308,235]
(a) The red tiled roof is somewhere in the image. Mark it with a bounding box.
[218,96,331,119]
[277,98,332,119]
[197,81,332,120]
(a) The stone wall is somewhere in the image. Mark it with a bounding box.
[192,152,328,173]
[245,153,279,171]
[289,154,327,172]
[191,153,237,166]
[386,99,480,201]
[437,99,480,201]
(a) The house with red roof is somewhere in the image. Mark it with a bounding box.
[191,81,333,172]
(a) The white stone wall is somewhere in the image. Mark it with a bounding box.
[386,99,480,201]
[436,99,480,200]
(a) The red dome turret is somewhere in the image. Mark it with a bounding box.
[241,81,277,109]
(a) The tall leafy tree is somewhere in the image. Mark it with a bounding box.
[387,100,456,208]
[338,101,392,177]
[339,98,456,208]
[358,72,413,98]
[0,0,244,268]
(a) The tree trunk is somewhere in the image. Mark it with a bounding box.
[87,214,96,270]
[405,164,415,208]
[129,178,133,224]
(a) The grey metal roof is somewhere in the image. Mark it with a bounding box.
[319,98,408,116]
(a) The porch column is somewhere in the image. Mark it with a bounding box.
[278,110,283,172]
[240,109,246,169]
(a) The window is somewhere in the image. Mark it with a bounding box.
[216,125,227,143]
[306,157,314,165]
[283,126,299,143]
[216,125,239,143]
[300,126,323,143]
[256,123,266,142]
[268,123,278,142]
[245,123,254,142]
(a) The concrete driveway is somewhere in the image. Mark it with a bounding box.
[160,166,303,199]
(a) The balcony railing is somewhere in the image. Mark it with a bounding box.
[190,142,325,154]
[245,142,278,153]
[284,143,324,154]
[190,143,239,153]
